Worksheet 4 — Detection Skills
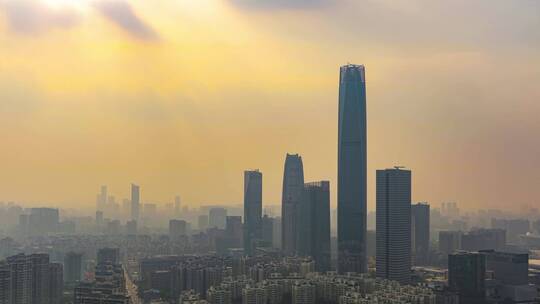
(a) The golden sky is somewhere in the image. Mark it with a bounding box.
[0,0,539,211]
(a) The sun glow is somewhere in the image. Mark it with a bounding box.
[40,0,88,10]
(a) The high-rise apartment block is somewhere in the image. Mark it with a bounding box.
[376,168,411,284]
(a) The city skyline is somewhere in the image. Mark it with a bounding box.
[1,1,539,211]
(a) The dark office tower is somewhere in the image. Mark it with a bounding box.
[29,254,49,304]
[298,181,331,272]
[226,216,243,247]
[376,168,412,284]
[411,202,430,265]
[49,263,63,304]
[244,170,262,255]
[209,207,227,229]
[97,248,120,265]
[448,252,486,304]
[281,153,305,256]
[169,219,187,239]
[64,252,83,283]
[481,250,528,285]
[131,184,140,221]
[337,64,367,274]
[261,215,274,247]
[175,195,181,216]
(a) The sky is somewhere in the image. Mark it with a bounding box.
[0,0,539,211]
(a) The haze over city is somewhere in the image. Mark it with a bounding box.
[2,2,540,304]
[1,0,539,210]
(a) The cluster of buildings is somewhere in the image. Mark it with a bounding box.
[73,247,131,304]
[194,273,437,304]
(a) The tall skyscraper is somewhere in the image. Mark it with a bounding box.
[281,153,305,256]
[298,181,331,272]
[448,252,486,304]
[96,185,107,212]
[244,170,262,255]
[411,202,430,265]
[337,64,367,273]
[376,167,412,284]
[131,184,140,221]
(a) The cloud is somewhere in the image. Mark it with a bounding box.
[229,0,329,10]
[93,0,158,41]
[0,0,80,34]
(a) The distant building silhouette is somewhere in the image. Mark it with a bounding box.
[29,208,59,236]
[376,167,411,284]
[131,184,140,221]
[209,208,227,229]
[337,64,367,274]
[244,170,262,255]
[226,216,243,248]
[281,153,304,256]
[169,219,187,239]
[126,220,137,235]
[64,252,83,283]
[439,231,462,255]
[461,228,506,251]
[198,214,209,231]
[97,248,120,265]
[261,215,274,248]
[491,218,530,244]
[175,195,181,217]
[298,181,331,272]
[411,202,430,265]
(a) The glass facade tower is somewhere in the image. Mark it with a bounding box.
[281,153,304,256]
[337,64,367,273]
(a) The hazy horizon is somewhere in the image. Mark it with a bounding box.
[1,0,539,211]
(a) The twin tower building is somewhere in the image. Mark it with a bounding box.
[245,65,411,282]
[280,64,368,273]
